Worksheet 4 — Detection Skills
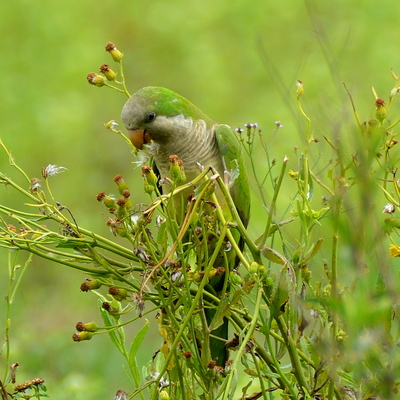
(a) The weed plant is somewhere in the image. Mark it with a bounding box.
[1,44,399,400]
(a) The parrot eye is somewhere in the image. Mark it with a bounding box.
[146,112,156,123]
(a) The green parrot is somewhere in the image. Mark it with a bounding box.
[121,86,250,366]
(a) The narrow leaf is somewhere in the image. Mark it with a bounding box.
[129,319,150,366]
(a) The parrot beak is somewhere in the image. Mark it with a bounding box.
[128,129,153,150]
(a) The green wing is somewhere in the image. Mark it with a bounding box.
[215,124,250,227]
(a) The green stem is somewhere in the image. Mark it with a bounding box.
[265,320,298,399]
[0,139,31,184]
[212,172,261,263]
[221,284,263,400]
[275,316,309,394]
[257,156,288,250]
[149,224,228,400]
[117,61,131,97]
[2,252,33,383]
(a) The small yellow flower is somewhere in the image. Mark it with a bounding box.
[389,243,400,257]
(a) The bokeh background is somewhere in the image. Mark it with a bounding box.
[1,0,400,398]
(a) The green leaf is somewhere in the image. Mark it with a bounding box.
[260,247,286,265]
[129,319,150,366]
[97,298,124,354]
[216,369,237,400]
[270,267,290,317]
[303,238,324,263]
[127,320,149,387]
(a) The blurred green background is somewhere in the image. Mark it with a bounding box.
[1,0,400,398]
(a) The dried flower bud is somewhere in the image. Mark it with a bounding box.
[122,189,130,198]
[225,333,240,349]
[116,196,127,207]
[107,218,127,237]
[98,193,117,212]
[116,197,128,219]
[183,351,193,359]
[105,42,124,62]
[120,190,132,209]
[87,72,107,87]
[76,321,99,332]
[30,178,41,192]
[169,155,186,185]
[115,390,129,400]
[114,174,130,194]
[207,360,217,369]
[99,63,117,81]
[7,224,17,233]
[109,286,129,301]
[142,166,158,194]
[96,191,106,202]
[72,331,93,342]
[80,279,102,292]
[102,301,120,316]
[375,98,387,123]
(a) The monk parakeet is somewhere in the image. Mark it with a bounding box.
[121,86,250,366]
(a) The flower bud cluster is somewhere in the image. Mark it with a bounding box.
[96,174,142,238]
[87,42,124,89]
[142,166,159,194]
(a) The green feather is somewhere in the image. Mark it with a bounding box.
[215,124,250,227]
[133,86,214,128]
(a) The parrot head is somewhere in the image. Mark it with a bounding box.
[121,86,213,149]
[121,86,222,177]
